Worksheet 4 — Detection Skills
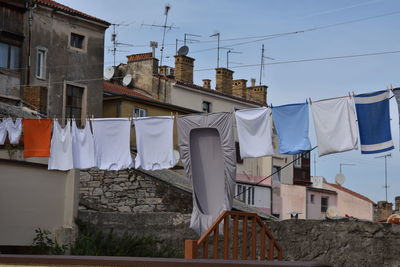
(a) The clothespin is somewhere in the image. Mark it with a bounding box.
[348,92,351,98]
[308,98,312,105]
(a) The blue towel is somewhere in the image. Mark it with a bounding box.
[272,102,311,154]
[354,90,394,154]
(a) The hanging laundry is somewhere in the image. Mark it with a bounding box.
[272,103,311,154]
[354,90,394,154]
[0,119,6,145]
[311,97,358,157]
[92,118,133,170]
[392,88,400,148]
[5,118,22,145]
[177,112,236,235]
[48,120,73,170]
[72,119,95,169]
[134,116,176,170]
[23,119,52,158]
[235,107,274,158]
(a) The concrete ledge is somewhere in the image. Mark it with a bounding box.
[0,255,332,267]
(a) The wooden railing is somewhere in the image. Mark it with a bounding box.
[185,211,282,261]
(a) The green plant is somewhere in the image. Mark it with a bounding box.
[32,228,67,255]
[70,219,181,258]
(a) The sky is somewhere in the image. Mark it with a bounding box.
[57,0,400,204]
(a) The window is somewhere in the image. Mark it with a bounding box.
[272,166,281,182]
[294,154,302,168]
[236,183,255,205]
[235,142,243,164]
[310,194,315,204]
[303,152,310,159]
[133,107,147,117]
[202,101,211,113]
[0,42,20,70]
[321,197,328,213]
[36,49,46,79]
[66,84,83,119]
[70,33,85,49]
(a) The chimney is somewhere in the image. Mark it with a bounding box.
[215,68,234,94]
[159,65,168,76]
[395,196,400,211]
[232,79,247,98]
[247,85,268,104]
[174,55,195,84]
[250,78,256,87]
[203,79,211,89]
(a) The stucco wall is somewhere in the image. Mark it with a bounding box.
[280,184,307,220]
[0,151,79,246]
[323,183,373,220]
[306,190,337,219]
[27,6,107,118]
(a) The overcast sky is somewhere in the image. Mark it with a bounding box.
[57,0,400,203]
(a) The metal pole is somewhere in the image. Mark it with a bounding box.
[259,44,264,85]
[385,156,388,202]
[217,33,220,68]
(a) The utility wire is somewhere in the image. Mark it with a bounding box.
[234,146,318,199]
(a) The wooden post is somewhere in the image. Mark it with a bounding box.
[185,240,198,259]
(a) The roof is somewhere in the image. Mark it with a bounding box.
[35,0,110,25]
[168,78,266,107]
[324,182,375,205]
[0,101,38,118]
[104,81,154,100]
[103,81,199,114]
[127,53,154,62]
[236,173,271,187]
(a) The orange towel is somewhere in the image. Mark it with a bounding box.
[23,119,52,158]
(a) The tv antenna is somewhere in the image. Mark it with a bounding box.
[110,23,133,66]
[210,32,220,68]
[226,49,241,69]
[141,4,177,66]
[259,44,275,85]
[184,33,201,46]
[375,153,391,202]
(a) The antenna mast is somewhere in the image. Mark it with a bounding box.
[160,4,171,66]
[259,44,275,85]
[210,33,220,68]
[110,23,132,66]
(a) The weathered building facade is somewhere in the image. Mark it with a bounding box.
[0,0,110,118]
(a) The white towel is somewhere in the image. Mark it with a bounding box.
[6,118,22,145]
[48,120,74,171]
[134,116,176,170]
[235,107,274,158]
[311,97,358,157]
[92,118,133,170]
[0,119,6,145]
[72,120,95,169]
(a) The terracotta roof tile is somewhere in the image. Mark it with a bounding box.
[127,53,153,62]
[324,182,375,205]
[103,81,154,100]
[35,0,110,25]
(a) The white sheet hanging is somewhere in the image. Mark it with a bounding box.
[92,118,133,170]
[48,120,74,171]
[0,119,6,145]
[6,118,22,145]
[235,107,274,158]
[311,97,358,157]
[134,116,176,170]
[72,119,95,169]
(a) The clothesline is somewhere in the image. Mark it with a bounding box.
[234,146,319,199]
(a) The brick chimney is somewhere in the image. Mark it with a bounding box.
[215,68,234,94]
[247,85,268,104]
[174,55,195,83]
[203,79,211,89]
[395,196,400,211]
[232,79,247,98]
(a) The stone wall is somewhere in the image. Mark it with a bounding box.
[266,219,400,267]
[79,169,192,213]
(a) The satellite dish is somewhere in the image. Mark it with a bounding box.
[335,173,345,186]
[173,150,181,164]
[122,74,133,87]
[177,45,189,56]
[104,66,115,80]
[326,206,338,218]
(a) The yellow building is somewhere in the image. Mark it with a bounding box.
[103,81,198,151]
